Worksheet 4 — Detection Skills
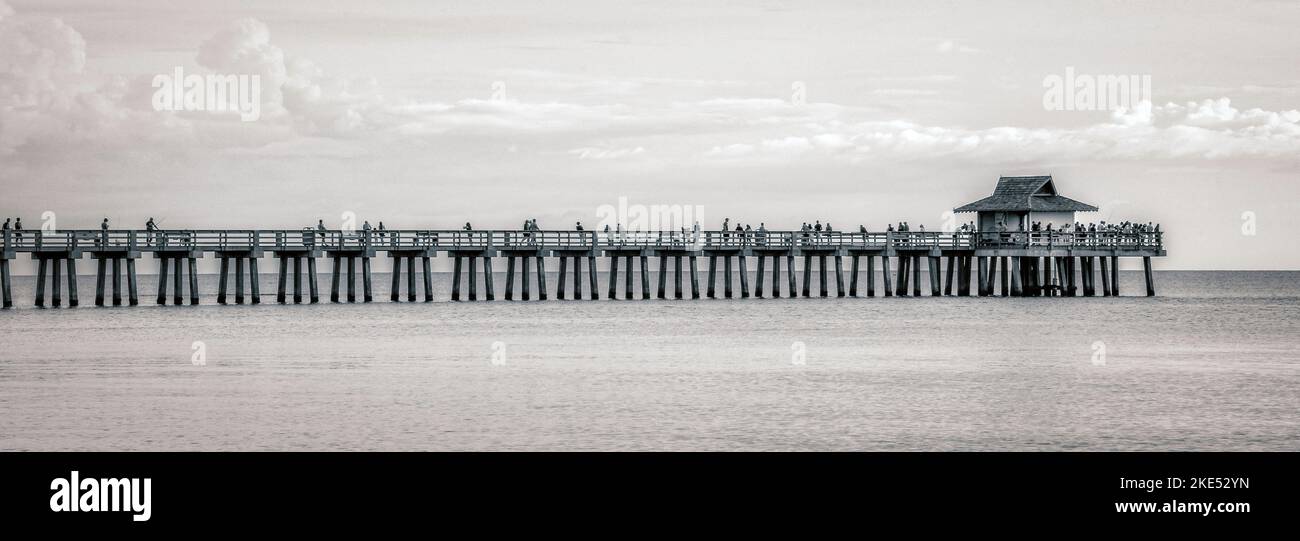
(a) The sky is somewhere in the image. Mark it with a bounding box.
[1,0,1298,269]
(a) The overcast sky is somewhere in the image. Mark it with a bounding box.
[2,0,1298,269]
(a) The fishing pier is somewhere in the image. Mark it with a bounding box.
[0,176,1165,308]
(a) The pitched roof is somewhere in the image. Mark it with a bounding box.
[954,175,1098,213]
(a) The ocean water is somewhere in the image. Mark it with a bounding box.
[1,270,1297,451]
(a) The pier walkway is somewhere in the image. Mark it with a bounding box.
[1,228,1164,308]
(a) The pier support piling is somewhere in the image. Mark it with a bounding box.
[347,257,356,303]
[452,256,463,301]
[423,257,434,301]
[468,257,478,301]
[928,256,941,296]
[624,255,634,300]
[587,256,598,300]
[674,256,684,299]
[219,257,231,305]
[249,258,260,304]
[35,258,46,307]
[706,256,717,299]
[536,256,547,301]
[724,256,734,298]
[1143,256,1155,296]
[689,256,700,299]
[111,258,122,306]
[770,255,782,298]
[236,258,246,304]
[912,256,922,297]
[739,256,749,298]
[756,256,766,298]
[801,255,812,298]
[785,255,796,296]
[866,255,876,297]
[819,255,829,298]
[157,258,170,305]
[640,256,651,300]
[188,258,200,305]
[607,255,618,300]
[881,255,893,297]
[658,256,668,299]
[330,256,341,303]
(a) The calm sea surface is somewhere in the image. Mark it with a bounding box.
[1,270,1297,451]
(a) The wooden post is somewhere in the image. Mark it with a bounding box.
[756,255,766,298]
[881,255,893,297]
[51,258,61,307]
[641,256,651,300]
[330,255,341,303]
[505,257,515,300]
[818,255,829,297]
[95,258,106,307]
[362,256,373,302]
[956,257,969,296]
[1000,256,1009,297]
[390,256,402,302]
[1010,257,1023,296]
[157,257,170,305]
[674,256,684,299]
[249,257,261,304]
[293,257,303,304]
[1110,256,1119,297]
[771,255,782,298]
[848,256,859,297]
[192,256,202,304]
[0,258,10,308]
[866,255,876,297]
[422,257,433,302]
[624,255,633,300]
[689,256,700,299]
[405,256,415,302]
[111,257,122,306]
[536,256,547,301]
[572,256,583,300]
[468,256,478,301]
[738,256,749,298]
[977,256,989,296]
[1098,256,1110,296]
[964,256,974,297]
[833,255,846,297]
[587,256,598,300]
[347,256,356,303]
[706,255,717,299]
[928,256,941,296]
[785,255,796,296]
[656,256,668,299]
[1143,256,1155,296]
[453,256,463,301]
[306,257,318,303]
[235,257,246,304]
[724,256,734,298]
[35,257,46,307]
[170,256,180,305]
[482,256,494,301]
[944,255,955,296]
[124,256,137,304]
[520,256,530,301]
[989,256,999,296]
[607,255,618,299]
[895,255,907,297]
[556,256,567,299]
[275,256,286,304]
[219,257,230,304]
[911,256,922,297]
[801,255,812,297]
[63,257,76,307]
[0,259,11,309]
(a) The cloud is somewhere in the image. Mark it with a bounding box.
[568,145,645,160]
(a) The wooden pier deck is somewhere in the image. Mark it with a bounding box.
[0,228,1165,308]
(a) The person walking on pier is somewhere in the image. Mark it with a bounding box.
[145,217,158,246]
[12,217,21,243]
[100,218,110,247]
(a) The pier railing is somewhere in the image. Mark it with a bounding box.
[1,228,1163,252]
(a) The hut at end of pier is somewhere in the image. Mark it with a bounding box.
[954,175,1097,231]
